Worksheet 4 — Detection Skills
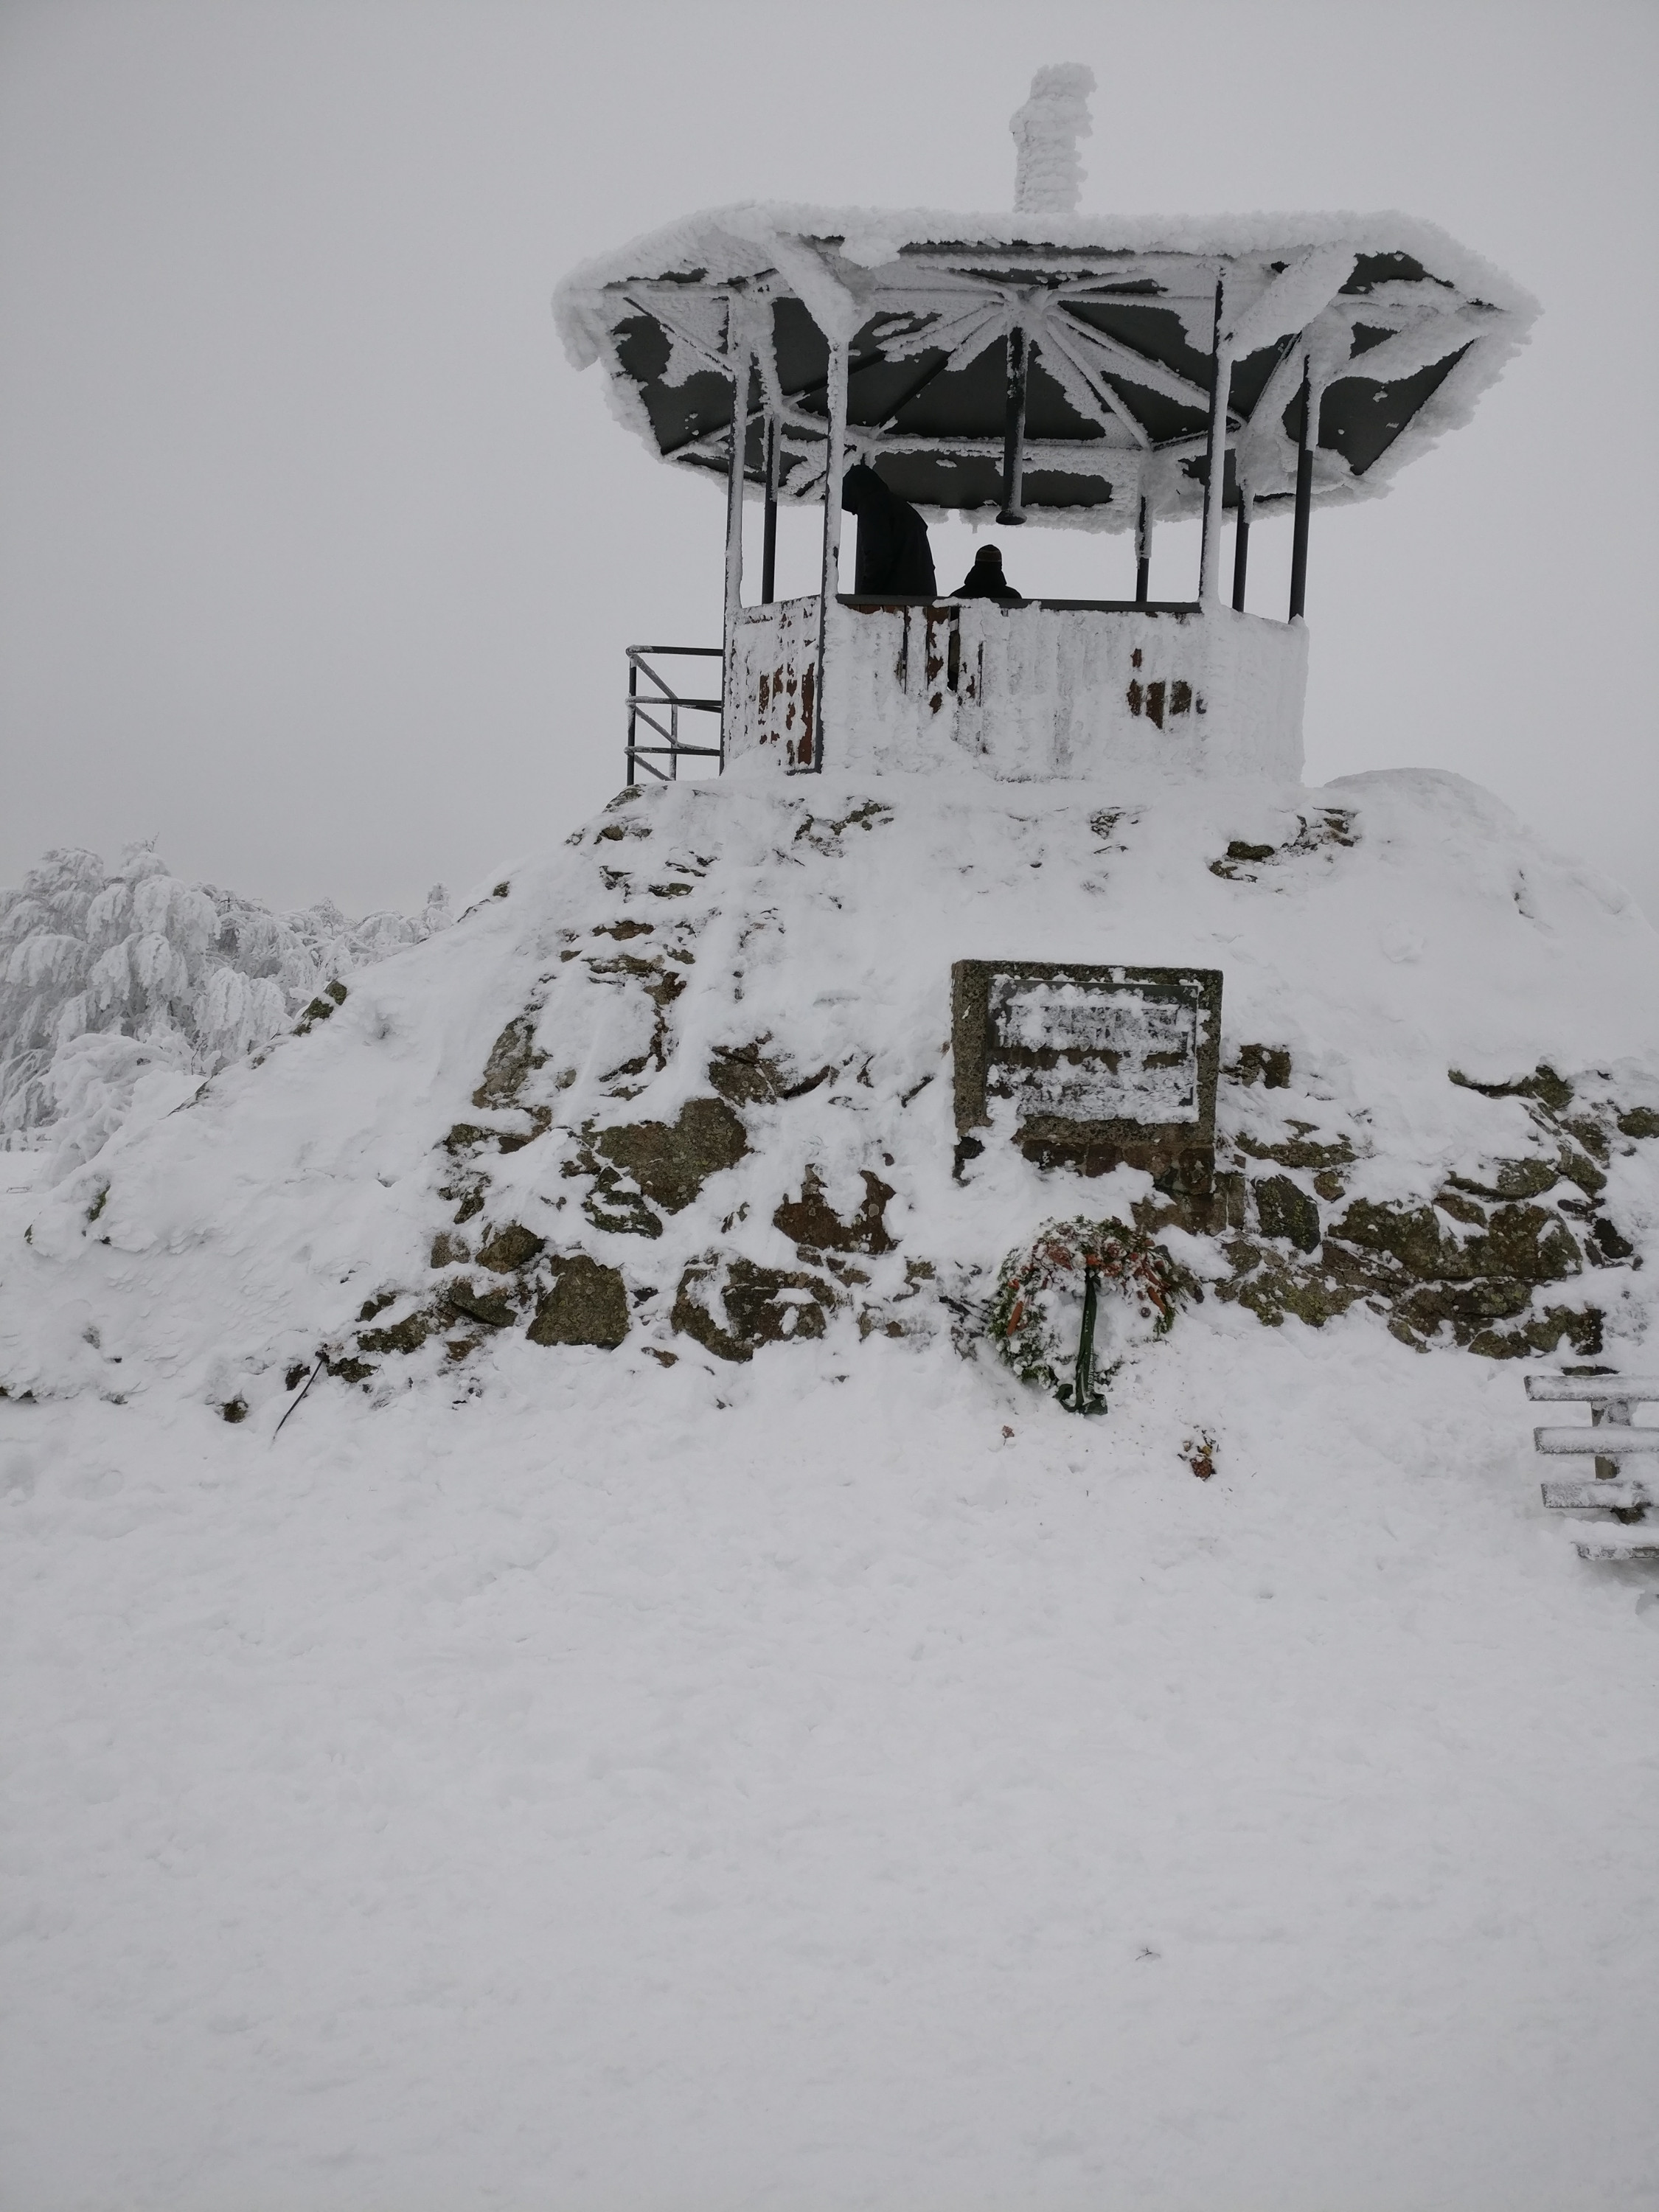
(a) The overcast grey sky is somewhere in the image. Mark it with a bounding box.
[1,0,1655,919]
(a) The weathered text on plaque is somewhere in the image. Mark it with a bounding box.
[951,960,1223,1189]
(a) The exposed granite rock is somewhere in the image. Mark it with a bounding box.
[579,1164,663,1239]
[442,1107,551,1160]
[708,1040,835,1107]
[445,1280,517,1330]
[773,1167,896,1256]
[477,1222,547,1274]
[472,1012,546,1110]
[1228,1044,1293,1090]
[1208,811,1356,880]
[672,1255,837,1363]
[590,1096,748,1217]
[528,1256,630,1350]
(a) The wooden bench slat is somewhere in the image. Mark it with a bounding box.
[1526,1375,1659,1403]
[1575,1533,1659,1561]
[1541,1479,1654,1511]
[1534,1427,1659,1455]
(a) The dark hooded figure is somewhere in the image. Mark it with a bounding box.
[841,463,936,597]
[953,544,1023,602]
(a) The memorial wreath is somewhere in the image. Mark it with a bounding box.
[990,1216,1191,1414]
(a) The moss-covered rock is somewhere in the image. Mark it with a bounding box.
[1251,1173,1321,1253]
[295,979,348,1034]
[1218,1251,1363,1329]
[1238,1127,1357,1172]
[1450,1062,1574,1114]
[1462,1305,1604,1360]
[358,1308,439,1356]
[1326,1195,1582,1288]
[1328,1199,1476,1281]
[1475,1203,1583,1283]
[1448,1158,1559,1201]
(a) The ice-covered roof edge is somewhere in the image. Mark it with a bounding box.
[553,200,1537,365]
[552,202,1537,532]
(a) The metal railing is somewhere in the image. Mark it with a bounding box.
[625,646,723,785]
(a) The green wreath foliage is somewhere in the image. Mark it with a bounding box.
[990,1215,1190,1413]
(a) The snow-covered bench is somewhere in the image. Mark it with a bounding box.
[1528,1374,1659,1559]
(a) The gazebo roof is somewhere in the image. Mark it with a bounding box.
[553,204,1535,531]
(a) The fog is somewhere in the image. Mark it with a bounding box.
[1,0,1654,918]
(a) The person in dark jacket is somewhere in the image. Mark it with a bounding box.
[841,463,936,597]
[953,543,1023,601]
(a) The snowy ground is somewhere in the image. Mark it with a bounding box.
[4,765,1659,2208]
[7,1334,1659,2209]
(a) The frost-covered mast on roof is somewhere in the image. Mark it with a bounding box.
[554,68,1534,784]
[1010,63,1094,218]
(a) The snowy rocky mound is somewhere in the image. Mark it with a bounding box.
[2,764,1656,1418]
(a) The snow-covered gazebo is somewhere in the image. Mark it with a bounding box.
[554,69,1534,784]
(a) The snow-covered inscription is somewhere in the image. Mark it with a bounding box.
[952,960,1222,1193]
[987,978,1199,1124]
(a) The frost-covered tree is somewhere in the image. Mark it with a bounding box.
[0,843,449,1151]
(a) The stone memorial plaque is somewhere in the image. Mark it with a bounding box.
[951,960,1223,1189]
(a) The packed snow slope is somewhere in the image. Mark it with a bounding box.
[4,762,1659,2211]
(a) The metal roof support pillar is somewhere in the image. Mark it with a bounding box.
[1288,355,1314,621]
[810,336,849,774]
[998,326,1029,525]
[1135,496,1151,607]
[1231,490,1251,613]
[1198,277,1231,608]
[722,335,751,767]
[761,415,779,605]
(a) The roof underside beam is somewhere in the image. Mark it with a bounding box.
[597,246,1498,521]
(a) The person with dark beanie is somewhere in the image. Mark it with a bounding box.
[952,543,1023,601]
[840,463,937,597]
